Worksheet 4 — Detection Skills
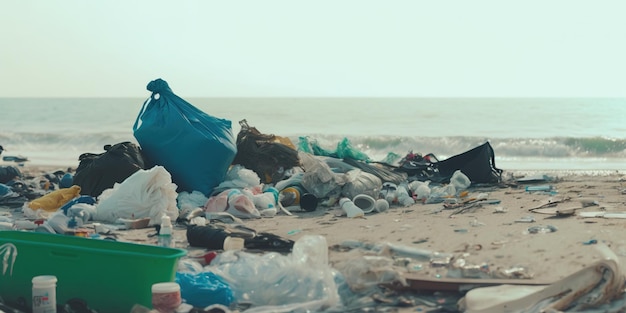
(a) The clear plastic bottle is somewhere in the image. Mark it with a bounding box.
[158,215,174,248]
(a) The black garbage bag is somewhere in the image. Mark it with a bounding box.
[394,142,503,184]
[436,142,503,184]
[0,165,21,184]
[72,142,148,197]
[232,119,301,184]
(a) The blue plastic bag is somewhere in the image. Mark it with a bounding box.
[133,79,237,196]
[176,271,234,307]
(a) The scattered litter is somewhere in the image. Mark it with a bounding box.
[492,206,507,213]
[469,218,485,227]
[578,211,626,219]
[516,174,554,183]
[527,225,557,234]
[525,185,554,192]
[515,216,536,223]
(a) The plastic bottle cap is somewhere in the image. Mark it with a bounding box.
[151,282,180,294]
[32,275,57,286]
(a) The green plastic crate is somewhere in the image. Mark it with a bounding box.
[0,231,186,312]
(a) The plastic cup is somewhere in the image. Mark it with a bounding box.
[352,194,376,213]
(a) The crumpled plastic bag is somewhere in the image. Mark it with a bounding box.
[27,185,81,213]
[212,164,261,195]
[94,166,179,225]
[341,169,382,199]
[175,271,234,308]
[177,191,209,212]
[299,152,343,199]
[209,235,340,313]
[205,189,261,219]
[298,137,370,162]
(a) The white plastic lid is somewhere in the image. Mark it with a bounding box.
[32,275,57,286]
[151,282,180,294]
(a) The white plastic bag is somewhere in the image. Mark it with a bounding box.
[94,166,179,225]
[341,169,382,200]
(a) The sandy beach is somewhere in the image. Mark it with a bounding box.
[1,162,625,312]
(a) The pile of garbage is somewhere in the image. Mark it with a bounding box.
[1,78,624,313]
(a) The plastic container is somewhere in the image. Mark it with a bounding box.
[32,275,57,313]
[0,231,186,313]
[151,282,182,313]
[158,215,174,248]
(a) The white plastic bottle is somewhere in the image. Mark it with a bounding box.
[158,215,174,248]
[32,275,57,313]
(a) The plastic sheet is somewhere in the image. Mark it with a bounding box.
[209,235,340,312]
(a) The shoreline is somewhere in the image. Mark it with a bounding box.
[4,160,625,177]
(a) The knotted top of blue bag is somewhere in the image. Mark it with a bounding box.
[147,78,172,94]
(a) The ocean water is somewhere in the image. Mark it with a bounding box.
[0,97,625,173]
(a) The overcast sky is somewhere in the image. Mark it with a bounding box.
[1,1,625,97]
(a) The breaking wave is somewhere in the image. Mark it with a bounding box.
[2,131,624,171]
